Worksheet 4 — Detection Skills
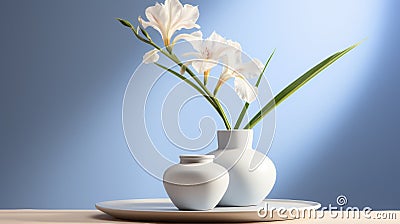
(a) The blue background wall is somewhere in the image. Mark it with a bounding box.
[1,0,399,209]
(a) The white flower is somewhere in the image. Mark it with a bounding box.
[184,31,229,84]
[234,76,258,103]
[139,0,200,46]
[215,67,258,103]
[223,41,264,79]
[143,49,160,64]
[214,48,264,103]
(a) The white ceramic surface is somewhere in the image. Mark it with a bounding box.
[96,198,321,222]
[163,155,229,210]
[209,129,277,206]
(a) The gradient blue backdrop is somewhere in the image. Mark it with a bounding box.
[1,0,399,209]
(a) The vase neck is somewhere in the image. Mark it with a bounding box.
[217,130,253,149]
[179,155,214,164]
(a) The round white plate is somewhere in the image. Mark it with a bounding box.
[96,198,321,222]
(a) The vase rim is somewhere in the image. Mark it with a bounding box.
[179,154,215,164]
[217,129,253,132]
[179,154,215,159]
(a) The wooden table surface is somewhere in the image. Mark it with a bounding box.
[0,210,398,223]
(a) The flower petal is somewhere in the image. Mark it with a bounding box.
[208,31,226,43]
[140,3,169,41]
[169,3,200,36]
[234,76,258,103]
[226,39,242,56]
[143,49,160,64]
[164,0,183,39]
[253,58,264,71]
[200,32,230,62]
[192,60,218,74]
[214,70,235,95]
[173,30,203,45]
[220,52,241,75]
[236,59,263,79]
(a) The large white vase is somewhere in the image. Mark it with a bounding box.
[209,129,276,206]
[163,155,229,211]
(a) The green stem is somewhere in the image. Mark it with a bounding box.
[117,18,232,129]
[138,30,231,129]
[149,42,231,129]
[213,98,231,129]
[172,56,231,129]
[154,63,207,97]
[234,49,275,129]
[154,63,224,116]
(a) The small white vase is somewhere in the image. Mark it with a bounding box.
[163,155,229,211]
[209,129,276,206]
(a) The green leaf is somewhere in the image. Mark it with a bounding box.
[244,41,362,129]
[256,49,276,87]
[116,18,133,28]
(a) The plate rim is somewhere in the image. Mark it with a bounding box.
[95,198,321,213]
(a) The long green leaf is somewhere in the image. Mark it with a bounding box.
[234,49,275,129]
[244,41,361,129]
